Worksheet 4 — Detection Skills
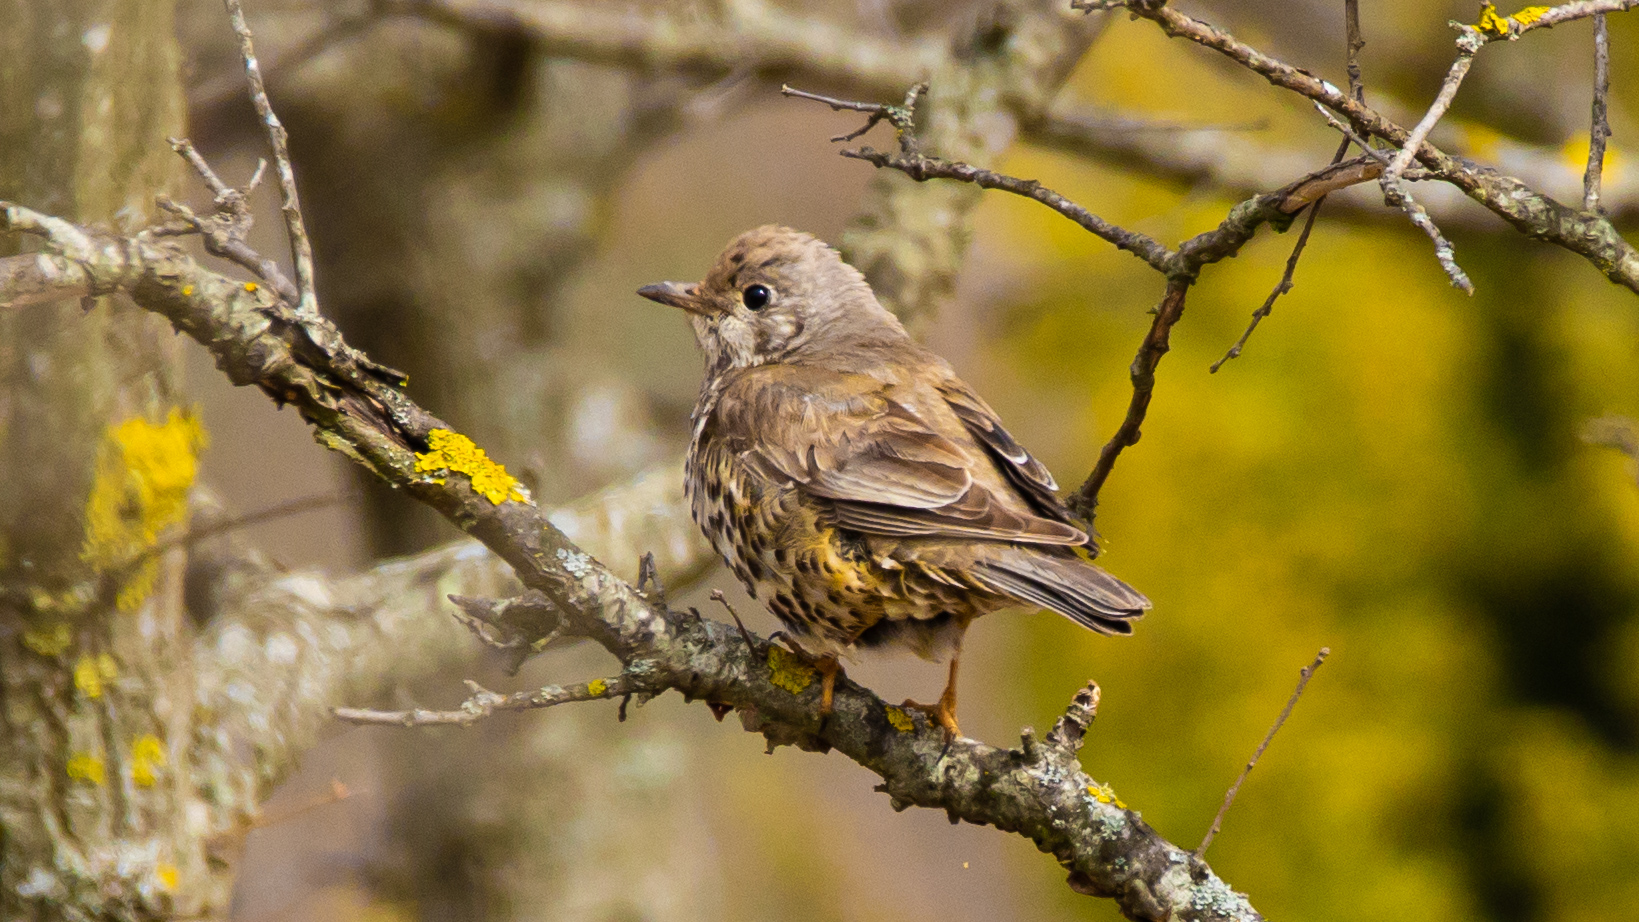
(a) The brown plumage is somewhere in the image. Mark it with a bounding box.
[638,226,1149,736]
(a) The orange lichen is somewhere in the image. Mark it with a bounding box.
[413,429,527,504]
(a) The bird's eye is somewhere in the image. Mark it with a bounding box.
[742,284,771,311]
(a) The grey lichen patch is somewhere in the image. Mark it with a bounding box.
[555,547,592,578]
[1189,874,1257,920]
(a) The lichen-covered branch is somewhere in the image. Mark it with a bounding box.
[0,200,1263,921]
[1082,0,1639,296]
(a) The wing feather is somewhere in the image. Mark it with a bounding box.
[714,366,1085,546]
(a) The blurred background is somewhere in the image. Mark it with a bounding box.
[159,1,1639,920]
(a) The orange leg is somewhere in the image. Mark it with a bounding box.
[816,654,840,717]
[903,641,962,740]
[771,632,843,721]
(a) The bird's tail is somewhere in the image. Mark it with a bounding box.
[974,548,1150,635]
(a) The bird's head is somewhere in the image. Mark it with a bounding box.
[638,225,908,374]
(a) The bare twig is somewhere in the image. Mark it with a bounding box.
[1089,1,1639,295]
[780,82,925,144]
[710,588,758,651]
[844,147,1177,273]
[1209,0,1368,372]
[1381,35,1478,188]
[1196,647,1331,858]
[159,138,302,304]
[1345,0,1365,103]
[223,0,319,318]
[1210,191,1328,373]
[334,676,636,727]
[129,491,349,565]
[1069,279,1190,519]
[1584,13,1611,212]
[1376,29,1480,294]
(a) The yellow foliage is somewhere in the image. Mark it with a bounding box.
[413,429,527,505]
[80,408,206,610]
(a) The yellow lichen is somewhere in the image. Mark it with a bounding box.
[767,646,816,694]
[67,752,106,786]
[413,429,527,505]
[155,864,179,891]
[74,655,102,698]
[1475,3,1553,37]
[587,678,608,696]
[21,623,72,657]
[131,734,166,787]
[181,285,194,297]
[1088,782,1127,810]
[81,408,207,610]
[74,653,119,697]
[885,705,915,733]
[243,281,258,292]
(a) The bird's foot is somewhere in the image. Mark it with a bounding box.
[900,691,960,742]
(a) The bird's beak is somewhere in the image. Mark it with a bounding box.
[637,281,708,315]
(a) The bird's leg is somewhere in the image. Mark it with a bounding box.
[816,654,840,717]
[902,642,962,741]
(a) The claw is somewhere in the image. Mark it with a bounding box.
[902,648,962,742]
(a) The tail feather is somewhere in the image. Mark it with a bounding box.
[975,550,1150,635]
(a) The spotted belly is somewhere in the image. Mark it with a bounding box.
[685,449,1007,660]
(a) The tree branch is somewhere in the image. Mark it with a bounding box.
[223,0,319,318]
[1070,279,1189,520]
[1081,0,1639,296]
[1584,12,1612,213]
[0,200,1263,920]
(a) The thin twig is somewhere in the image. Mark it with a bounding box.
[710,588,758,650]
[1196,647,1331,858]
[1211,0,1366,373]
[1068,278,1190,519]
[844,146,1177,274]
[158,138,305,306]
[128,492,350,567]
[223,0,319,318]
[780,82,926,145]
[1584,12,1611,212]
[334,675,635,727]
[1345,0,1365,103]
[1374,29,1479,294]
[1381,36,1478,187]
[1210,185,1329,372]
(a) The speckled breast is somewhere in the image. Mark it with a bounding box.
[685,436,1004,658]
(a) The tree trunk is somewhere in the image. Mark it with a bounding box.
[0,1,213,918]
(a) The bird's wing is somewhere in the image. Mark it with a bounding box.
[934,378,1079,523]
[716,366,1086,546]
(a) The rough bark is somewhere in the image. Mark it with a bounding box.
[0,1,201,919]
[0,201,1265,921]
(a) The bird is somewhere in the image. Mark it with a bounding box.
[638,225,1149,738]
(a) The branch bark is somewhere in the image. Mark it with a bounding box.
[1,198,1264,921]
